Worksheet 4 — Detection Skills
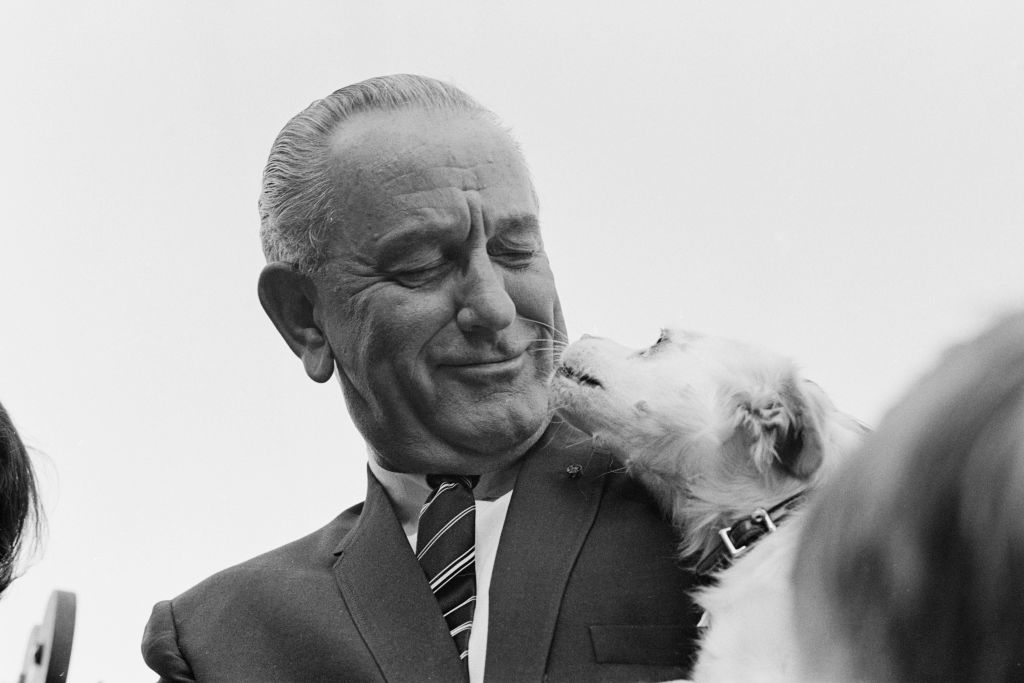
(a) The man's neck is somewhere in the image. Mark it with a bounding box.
[367,451,521,535]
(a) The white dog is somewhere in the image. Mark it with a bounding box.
[551,329,866,681]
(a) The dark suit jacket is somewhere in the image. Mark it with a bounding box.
[142,426,700,681]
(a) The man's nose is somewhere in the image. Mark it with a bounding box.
[455,251,516,333]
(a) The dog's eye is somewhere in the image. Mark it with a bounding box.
[638,330,670,358]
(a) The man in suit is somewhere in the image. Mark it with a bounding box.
[142,74,699,681]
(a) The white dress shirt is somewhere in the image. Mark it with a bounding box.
[368,459,515,683]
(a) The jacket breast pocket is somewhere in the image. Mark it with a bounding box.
[589,624,696,666]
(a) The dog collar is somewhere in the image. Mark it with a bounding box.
[694,490,808,579]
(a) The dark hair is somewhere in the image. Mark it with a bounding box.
[259,74,497,273]
[0,400,41,595]
[795,311,1024,680]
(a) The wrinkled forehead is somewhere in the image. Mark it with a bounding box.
[327,108,535,224]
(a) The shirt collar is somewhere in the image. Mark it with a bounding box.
[367,451,519,535]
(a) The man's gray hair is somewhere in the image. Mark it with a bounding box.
[259,74,495,272]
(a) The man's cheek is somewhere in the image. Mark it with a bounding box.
[505,271,557,319]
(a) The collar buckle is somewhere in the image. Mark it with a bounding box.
[696,492,806,579]
[717,506,778,558]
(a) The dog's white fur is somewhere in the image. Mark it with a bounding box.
[551,329,866,681]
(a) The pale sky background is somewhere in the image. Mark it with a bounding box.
[1,1,1022,680]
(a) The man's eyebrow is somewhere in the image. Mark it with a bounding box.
[371,223,451,265]
[370,214,541,264]
[493,215,541,232]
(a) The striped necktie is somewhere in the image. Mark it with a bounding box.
[416,474,478,669]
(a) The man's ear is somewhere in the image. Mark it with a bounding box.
[257,262,335,383]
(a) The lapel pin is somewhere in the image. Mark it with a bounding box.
[565,464,582,479]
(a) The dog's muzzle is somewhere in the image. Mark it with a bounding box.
[555,364,603,388]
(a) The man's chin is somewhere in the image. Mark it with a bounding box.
[432,403,551,461]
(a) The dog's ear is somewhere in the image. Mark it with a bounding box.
[739,380,825,480]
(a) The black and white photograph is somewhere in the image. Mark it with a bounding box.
[2,2,1023,680]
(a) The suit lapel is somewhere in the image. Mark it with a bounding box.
[485,423,611,679]
[333,470,466,682]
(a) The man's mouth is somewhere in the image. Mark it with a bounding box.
[442,352,524,367]
[555,364,603,388]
